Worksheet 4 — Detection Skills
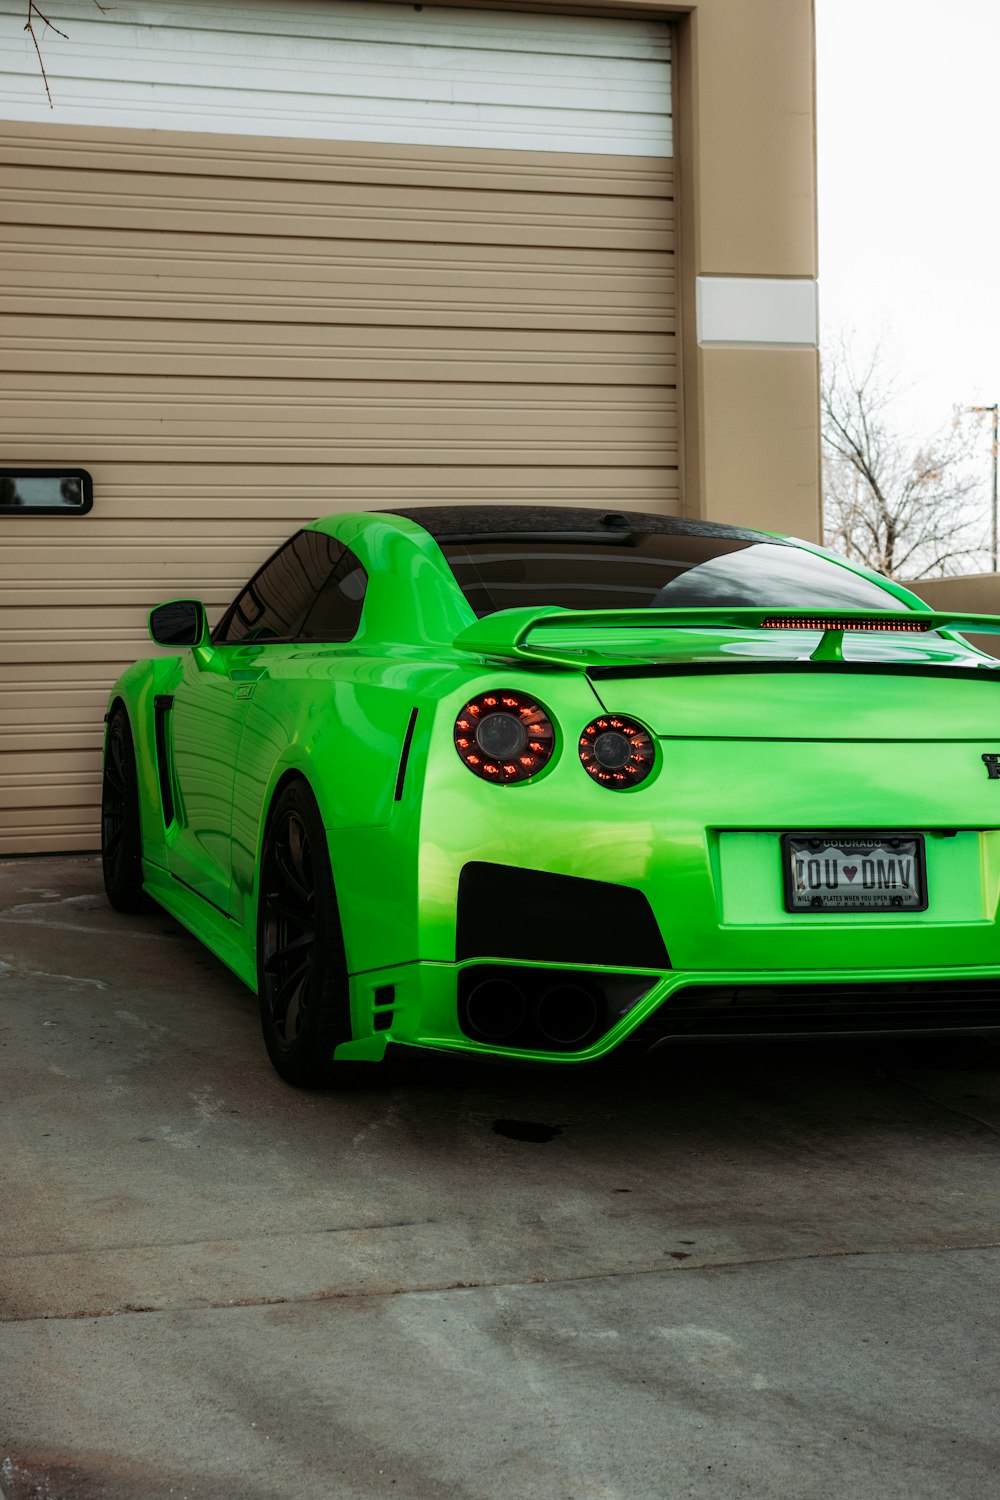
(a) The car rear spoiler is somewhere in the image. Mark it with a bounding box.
[452,605,1000,670]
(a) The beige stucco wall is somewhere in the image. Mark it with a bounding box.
[675,0,819,538]
[697,347,820,537]
[908,575,1000,660]
[911,576,1000,613]
[676,0,816,278]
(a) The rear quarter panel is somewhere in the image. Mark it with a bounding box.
[227,654,478,933]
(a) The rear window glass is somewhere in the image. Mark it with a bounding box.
[440,534,899,618]
[215,531,366,644]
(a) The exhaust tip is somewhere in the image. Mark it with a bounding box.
[465,977,528,1041]
[458,965,651,1052]
[535,983,602,1047]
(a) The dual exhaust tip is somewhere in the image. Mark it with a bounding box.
[464,973,604,1050]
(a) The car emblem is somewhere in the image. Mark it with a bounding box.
[982,754,1000,779]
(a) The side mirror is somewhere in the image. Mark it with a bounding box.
[148,599,208,648]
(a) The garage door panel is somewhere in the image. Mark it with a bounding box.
[0,294,674,335]
[0,376,677,405]
[5,397,677,439]
[2,258,676,328]
[6,448,680,475]
[1,177,676,235]
[1,8,675,852]
[2,255,676,302]
[1,468,680,517]
[0,828,101,856]
[0,1,669,62]
[8,387,679,435]
[2,222,675,270]
[0,538,278,568]
[2,164,675,218]
[0,761,100,790]
[1,2,671,155]
[0,790,101,818]
[0,726,105,756]
[2,43,668,113]
[5,354,676,388]
[1,197,672,252]
[0,136,673,201]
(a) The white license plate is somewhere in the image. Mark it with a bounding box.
[782,833,927,913]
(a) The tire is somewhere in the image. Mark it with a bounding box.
[101,706,152,914]
[257,779,378,1088]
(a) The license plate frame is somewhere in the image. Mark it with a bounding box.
[781,832,927,914]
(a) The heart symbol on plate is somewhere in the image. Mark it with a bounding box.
[842,865,858,882]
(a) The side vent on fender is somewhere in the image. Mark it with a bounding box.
[153,695,176,825]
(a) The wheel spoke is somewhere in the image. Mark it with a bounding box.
[273,832,312,907]
[100,711,152,917]
[261,805,323,1051]
[263,928,314,973]
[102,724,126,883]
[103,819,123,861]
[273,958,310,1039]
[108,732,126,783]
[104,738,126,799]
[268,900,311,925]
[283,985,304,1042]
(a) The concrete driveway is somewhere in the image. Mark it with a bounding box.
[2,854,1000,1499]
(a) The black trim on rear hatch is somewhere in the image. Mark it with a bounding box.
[586,661,998,683]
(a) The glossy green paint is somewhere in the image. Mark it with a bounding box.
[104,511,1000,1067]
[455,603,1000,670]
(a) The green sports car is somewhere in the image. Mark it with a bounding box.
[101,505,1000,1086]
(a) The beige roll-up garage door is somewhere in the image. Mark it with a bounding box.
[0,1,676,854]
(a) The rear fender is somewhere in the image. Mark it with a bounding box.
[105,656,185,868]
[234,685,428,933]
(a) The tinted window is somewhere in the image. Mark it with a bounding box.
[299,548,367,642]
[215,531,365,644]
[441,534,899,618]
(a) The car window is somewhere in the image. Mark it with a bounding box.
[214,531,364,644]
[440,534,900,618]
[298,548,367,642]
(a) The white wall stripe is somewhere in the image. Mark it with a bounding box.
[696,277,819,349]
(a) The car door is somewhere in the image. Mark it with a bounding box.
[165,531,338,914]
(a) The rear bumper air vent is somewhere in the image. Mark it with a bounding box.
[628,980,1000,1047]
[457,862,669,969]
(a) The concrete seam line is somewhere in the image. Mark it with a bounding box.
[5,1241,1000,1324]
[1,1218,438,1263]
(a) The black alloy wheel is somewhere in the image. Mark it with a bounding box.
[257,779,371,1088]
[101,706,151,914]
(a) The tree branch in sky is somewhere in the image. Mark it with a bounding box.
[821,335,986,581]
[23,0,109,107]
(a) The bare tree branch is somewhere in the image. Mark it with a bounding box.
[821,334,987,580]
[23,0,67,107]
[22,0,110,106]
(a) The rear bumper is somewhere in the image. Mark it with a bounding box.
[403,731,1000,976]
[337,959,1000,1065]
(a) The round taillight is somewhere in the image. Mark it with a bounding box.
[579,715,655,788]
[454,691,556,783]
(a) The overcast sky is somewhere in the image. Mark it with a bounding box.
[816,0,1000,449]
